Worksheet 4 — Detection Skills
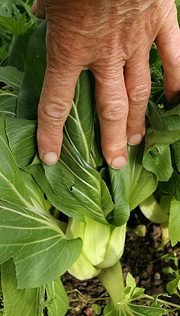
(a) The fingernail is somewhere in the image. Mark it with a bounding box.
[43,152,58,165]
[111,156,127,169]
[128,133,143,146]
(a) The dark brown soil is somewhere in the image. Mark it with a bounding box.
[62,209,180,315]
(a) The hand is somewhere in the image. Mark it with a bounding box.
[32,0,180,168]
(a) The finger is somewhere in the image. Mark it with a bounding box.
[37,26,82,165]
[37,66,81,165]
[155,3,180,103]
[92,63,129,169]
[31,0,46,19]
[125,51,151,145]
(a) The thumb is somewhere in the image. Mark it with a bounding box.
[37,63,81,165]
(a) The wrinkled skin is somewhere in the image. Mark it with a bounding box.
[32,0,180,168]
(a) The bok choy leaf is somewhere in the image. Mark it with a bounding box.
[0,115,81,288]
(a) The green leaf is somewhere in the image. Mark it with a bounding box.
[0,199,82,288]
[103,302,166,316]
[144,101,180,181]
[0,94,16,117]
[176,1,180,24]
[8,29,34,72]
[0,65,24,95]
[147,101,180,131]
[1,258,39,316]
[92,304,101,315]
[122,273,137,302]
[43,144,109,224]
[0,116,32,207]
[120,143,157,210]
[0,4,28,37]
[65,70,95,163]
[29,161,84,222]
[17,21,46,120]
[171,140,180,172]
[6,117,37,167]
[166,170,180,201]
[0,116,82,288]
[169,198,180,246]
[101,178,115,218]
[166,276,180,295]
[109,143,157,226]
[45,278,69,316]
[108,167,130,226]
[162,267,176,275]
[20,169,48,210]
[143,130,176,181]
[126,273,136,290]
[121,303,166,316]
[0,66,24,116]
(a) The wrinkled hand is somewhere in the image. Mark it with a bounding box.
[32,0,180,168]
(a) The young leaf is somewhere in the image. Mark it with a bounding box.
[92,304,101,315]
[45,278,69,316]
[1,258,39,316]
[162,267,176,275]
[126,273,136,290]
[166,276,180,296]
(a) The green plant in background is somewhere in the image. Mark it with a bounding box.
[162,251,180,297]
[0,1,180,315]
[0,0,36,63]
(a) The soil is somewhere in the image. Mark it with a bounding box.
[62,209,180,316]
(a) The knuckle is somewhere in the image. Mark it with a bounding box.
[99,102,128,122]
[39,100,71,124]
[128,84,150,105]
[104,139,127,153]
